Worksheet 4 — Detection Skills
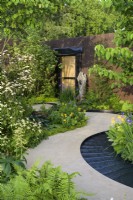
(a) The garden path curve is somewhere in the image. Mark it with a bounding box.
[26,112,133,200]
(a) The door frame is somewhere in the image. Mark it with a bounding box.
[54,47,83,93]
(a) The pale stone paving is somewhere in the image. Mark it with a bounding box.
[26,112,133,200]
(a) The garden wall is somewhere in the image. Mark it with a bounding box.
[46,33,114,72]
[46,33,133,103]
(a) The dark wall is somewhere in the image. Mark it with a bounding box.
[46,33,133,103]
[46,33,115,74]
[0,34,132,103]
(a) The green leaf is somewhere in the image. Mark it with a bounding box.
[103,70,108,77]
[4,163,11,176]
[109,72,113,79]
[106,52,111,60]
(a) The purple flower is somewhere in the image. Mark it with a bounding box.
[126,118,132,125]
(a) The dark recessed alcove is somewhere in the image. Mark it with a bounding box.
[80,132,133,188]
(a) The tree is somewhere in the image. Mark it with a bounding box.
[0,0,73,39]
[0,0,64,98]
[89,0,133,90]
[0,0,119,41]
[40,0,119,39]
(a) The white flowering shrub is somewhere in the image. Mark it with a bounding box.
[1,42,57,97]
[21,41,57,97]
[0,49,46,160]
[0,48,35,96]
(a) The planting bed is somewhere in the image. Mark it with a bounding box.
[80,132,133,188]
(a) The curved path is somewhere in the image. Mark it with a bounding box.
[26,112,133,200]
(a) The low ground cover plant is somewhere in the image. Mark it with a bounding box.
[30,88,88,136]
[31,102,88,137]
[107,113,133,162]
[48,102,87,128]
[28,94,58,105]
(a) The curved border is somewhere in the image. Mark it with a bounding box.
[86,109,120,114]
[80,131,133,188]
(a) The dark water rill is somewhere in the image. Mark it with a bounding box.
[80,132,133,188]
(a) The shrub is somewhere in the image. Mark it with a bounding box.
[78,91,120,111]
[21,41,57,97]
[0,162,89,200]
[107,113,133,162]
[0,56,47,160]
[78,90,133,112]
[1,41,57,98]
[49,102,87,128]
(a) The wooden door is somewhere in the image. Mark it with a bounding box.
[61,56,76,90]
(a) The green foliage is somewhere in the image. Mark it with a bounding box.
[42,0,119,39]
[0,0,119,41]
[29,102,88,138]
[0,0,73,38]
[0,156,26,183]
[79,89,133,112]
[78,90,123,111]
[109,0,133,47]
[79,71,124,111]
[0,55,47,159]
[95,45,133,74]
[1,40,58,97]
[107,113,133,162]
[89,54,133,88]
[89,0,133,91]
[28,94,58,105]
[49,102,87,128]
[0,161,89,200]
[89,72,114,103]
[21,38,58,96]
[46,125,79,136]
[59,88,76,103]
[121,101,133,112]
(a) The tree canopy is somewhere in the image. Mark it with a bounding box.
[0,0,72,38]
[0,0,119,40]
[40,0,119,39]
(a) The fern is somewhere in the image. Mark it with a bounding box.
[0,162,90,200]
[0,176,34,200]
